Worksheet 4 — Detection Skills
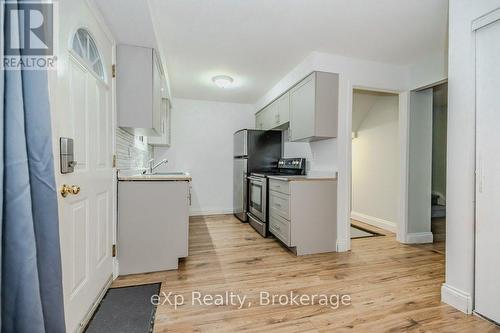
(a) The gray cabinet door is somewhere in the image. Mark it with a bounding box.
[118,181,189,274]
[290,73,315,141]
[259,103,277,130]
[152,52,162,136]
[148,98,171,146]
[116,45,153,133]
[277,92,290,125]
[116,44,163,136]
[255,111,264,129]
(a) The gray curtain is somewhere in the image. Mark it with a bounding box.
[2,1,66,332]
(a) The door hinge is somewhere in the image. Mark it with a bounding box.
[112,64,116,78]
[112,154,117,168]
[112,244,116,257]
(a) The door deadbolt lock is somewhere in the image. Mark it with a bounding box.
[61,184,81,198]
[60,137,77,174]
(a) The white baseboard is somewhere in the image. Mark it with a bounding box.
[351,211,397,233]
[405,232,433,244]
[336,237,350,252]
[190,208,234,217]
[441,283,472,314]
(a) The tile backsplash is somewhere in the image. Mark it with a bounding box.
[281,129,337,174]
[116,128,153,171]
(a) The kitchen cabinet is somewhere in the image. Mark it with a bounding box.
[255,103,276,130]
[255,110,265,130]
[289,72,338,141]
[268,177,337,255]
[116,44,164,136]
[277,92,290,125]
[254,92,290,130]
[255,71,338,141]
[118,179,190,274]
[149,98,171,146]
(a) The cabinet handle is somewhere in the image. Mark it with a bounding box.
[478,154,484,193]
[275,225,281,231]
[275,202,281,207]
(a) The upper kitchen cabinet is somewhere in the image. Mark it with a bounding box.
[116,44,163,136]
[255,92,290,130]
[149,97,172,146]
[289,72,338,141]
[255,103,276,130]
[277,92,290,126]
[255,109,264,130]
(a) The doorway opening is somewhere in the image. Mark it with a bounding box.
[406,82,448,252]
[430,83,447,253]
[350,89,400,239]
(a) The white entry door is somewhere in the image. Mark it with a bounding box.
[50,1,115,332]
[475,14,500,324]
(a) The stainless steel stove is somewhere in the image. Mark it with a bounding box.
[247,158,306,237]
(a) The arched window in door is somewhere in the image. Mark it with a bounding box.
[71,28,105,81]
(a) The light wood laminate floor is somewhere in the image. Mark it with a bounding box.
[114,215,498,332]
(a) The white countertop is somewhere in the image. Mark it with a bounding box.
[118,170,192,181]
[267,172,337,182]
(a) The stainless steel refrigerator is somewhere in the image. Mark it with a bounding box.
[233,129,282,222]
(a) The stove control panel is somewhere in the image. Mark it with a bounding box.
[277,158,306,170]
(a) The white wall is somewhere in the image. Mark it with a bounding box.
[351,92,399,232]
[407,89,433,239]
[443,0,500,314]
[154,98,254,216]
[409,50,448,90]
[282,136,338,175]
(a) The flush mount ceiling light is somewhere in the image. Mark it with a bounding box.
[212,75,234,88]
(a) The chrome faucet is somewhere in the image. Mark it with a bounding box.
[143,158,168,174]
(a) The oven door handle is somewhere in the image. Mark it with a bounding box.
[247,176,264,182]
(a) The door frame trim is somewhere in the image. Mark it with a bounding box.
[82,0,119,279]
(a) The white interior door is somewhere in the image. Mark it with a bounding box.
[475,16,500,324]
[50,1,115,332]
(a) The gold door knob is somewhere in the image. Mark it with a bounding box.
[71,185,80,195]
[61,184,81,197]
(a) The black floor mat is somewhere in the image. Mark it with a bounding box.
[351,225,382,239]
[85,283,161,333]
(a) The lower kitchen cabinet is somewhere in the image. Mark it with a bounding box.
[118,180,190,274]
[268,178,337,255]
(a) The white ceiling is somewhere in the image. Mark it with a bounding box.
[104,0,449,104]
